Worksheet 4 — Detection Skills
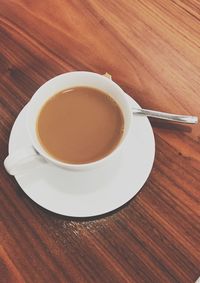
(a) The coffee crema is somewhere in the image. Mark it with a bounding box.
[36,87,124,164]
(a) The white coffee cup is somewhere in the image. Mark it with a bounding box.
[4,71,132,175]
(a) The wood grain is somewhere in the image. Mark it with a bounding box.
[0,0,200,282]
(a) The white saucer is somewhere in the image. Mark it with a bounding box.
[8,94,155,217]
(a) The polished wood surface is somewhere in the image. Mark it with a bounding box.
[1,1,200,282]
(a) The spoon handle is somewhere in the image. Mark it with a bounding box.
[132,108,198,124]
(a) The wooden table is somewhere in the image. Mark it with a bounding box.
[1,1,200,282]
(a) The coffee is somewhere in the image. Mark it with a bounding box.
[36,87,124,164]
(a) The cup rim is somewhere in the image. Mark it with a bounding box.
[27,71,132,169]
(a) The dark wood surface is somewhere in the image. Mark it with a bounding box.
[0,1,200,282]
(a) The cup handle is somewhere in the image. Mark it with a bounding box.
[4,147,44,176]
